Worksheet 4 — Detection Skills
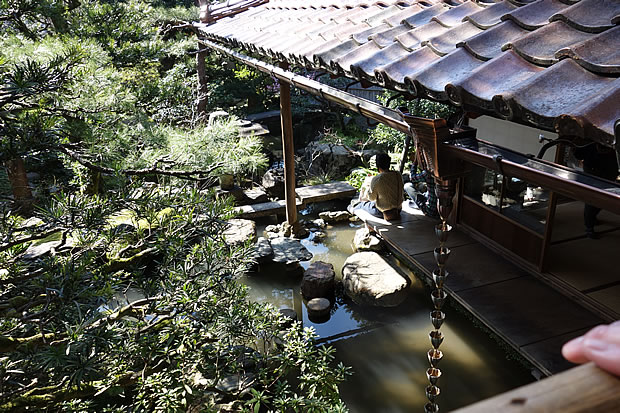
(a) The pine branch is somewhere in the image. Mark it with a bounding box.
[57,145,224,182]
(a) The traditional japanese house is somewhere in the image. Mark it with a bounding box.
[194,0,620,407]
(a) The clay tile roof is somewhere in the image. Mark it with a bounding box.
[198,0,620,146]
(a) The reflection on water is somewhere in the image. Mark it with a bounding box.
[241,221,534,412]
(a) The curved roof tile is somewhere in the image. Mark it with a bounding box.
[432,1,485,28]
[458,20,530,60]
[555,25,620,74]
[424,21,484,56]
[550,0,620,33]
[375,46,441,89]
[464,1,519,30]
[197,0,620,145]
[494,59,616,128]
[446,50,544,111]
[409,47,486,100]
[501,0,572,30]
[555,80,620,146]
[507,20,594,66]
[402,4,448,28]
[383,3,427,27]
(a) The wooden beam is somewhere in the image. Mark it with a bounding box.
[453,363,620,413]
[279,61,297,225]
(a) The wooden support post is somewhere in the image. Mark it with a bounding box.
[399,133,411,174]
[196,44,208,121]
[279,62,297,226]
[539,143,566,272]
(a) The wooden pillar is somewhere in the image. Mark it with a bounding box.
[196,44,208,120]
[539,143,566,272]
[279,62,297,225]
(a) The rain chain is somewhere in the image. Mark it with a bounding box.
[424,199,453,413]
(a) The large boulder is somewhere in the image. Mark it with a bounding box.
[353,227,384,252]
[223,219,256,246]
[262,168,285,199]
[301,261,335,299]
[342,252,410,307]
[303,142,360,177]
[216,187,269,206]
[270,238,312,264]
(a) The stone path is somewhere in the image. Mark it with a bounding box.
[234,181,356,218]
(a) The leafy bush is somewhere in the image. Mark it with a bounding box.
[0,1,351,410]
[346,167,375,190]
[0,184,349,411]
[369,92,458,152]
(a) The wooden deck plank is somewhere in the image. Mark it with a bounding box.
[373,219,475,257]
[456,277,602,348]
[295,181,356,203]
[520,328,592,375]
[413,243,528,292]
[546,230,620,292]
[452,363,620,413]
[588,285,620,318]
[549,201,620,242]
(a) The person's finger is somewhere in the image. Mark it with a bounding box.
[582,322,620,376]
[562,324,612,364]
[562,336,590,364]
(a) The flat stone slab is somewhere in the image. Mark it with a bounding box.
[223,219,256,246]
[342,252,410,307]
[295,181,356,204]
[271,238,313,264]
[234,199,304,219]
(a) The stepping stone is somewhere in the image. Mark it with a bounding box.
[270,238,312,264]
[319,210,352,223]
[279,308,298,328]
[234,199,304,219]
[251,237,273,264]
[223,219,256,246]
[301,261,335,299]
[307,297,331,318]
[342,252,410,307]
[353,227,384,252]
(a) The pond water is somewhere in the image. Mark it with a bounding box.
[241,212,535,412]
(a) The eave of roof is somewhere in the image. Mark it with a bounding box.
[197,0,620,147]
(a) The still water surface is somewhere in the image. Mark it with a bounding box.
[241,218,534,412]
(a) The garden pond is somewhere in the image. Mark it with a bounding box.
[242,206,535,412]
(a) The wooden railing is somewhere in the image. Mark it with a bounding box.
[453,363,620,413]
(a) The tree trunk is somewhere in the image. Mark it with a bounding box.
[196,44,208,121]
[5,157,34,215]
